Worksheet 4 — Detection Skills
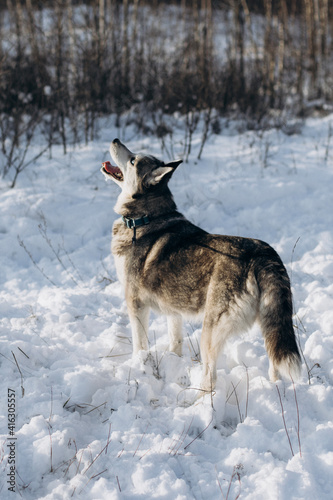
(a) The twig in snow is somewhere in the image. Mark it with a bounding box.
[116,475,121,492]
[63,439,78,476]
[186,325,201,362]
[18,347,29,359]
[290,236,300,289]
[38,215,80,286]
[17,236,57,287]
[79,469,108,494]
[291,374,302,457]
[60,235,84,283]
[49,386,54,423]
[215,466,225,498]
[90,469,107,480]
[230,382,243,423]
[244,365,249,420]
[226,465,242,500]
[307,362,321,382]
[184,417,213,451]
[133,422,150,457]
[11,351,25,397]
[47,422,53,473]
[276,385,294,457]
[226,380,241,404]
[83,435,113,476]
[293,313,311,383]
[105,423,112,455]
[75,449,84,475]
[152,330,165,379]
[289,238,311,385]
[215,464,242,500]
[139,448,152,460]
[83,401,107,415]
[325,122,332,163]
[169,417,194,456]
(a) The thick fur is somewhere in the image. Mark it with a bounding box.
[101,139,301,393]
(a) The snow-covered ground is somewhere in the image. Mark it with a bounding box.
[1,115,332,499]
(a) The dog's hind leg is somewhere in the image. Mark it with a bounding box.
[167,314,183,356]
[127,298,150,355]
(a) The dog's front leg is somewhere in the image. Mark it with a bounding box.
[167,314,183,356]
[126,297,150,355]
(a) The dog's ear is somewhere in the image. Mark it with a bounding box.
[165,159,183,171]
[148,160,183,186]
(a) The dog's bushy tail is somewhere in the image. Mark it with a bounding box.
[255,248,301,382]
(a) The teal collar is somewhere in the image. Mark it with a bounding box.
[122,215,150,244]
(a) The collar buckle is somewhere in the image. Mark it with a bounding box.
[122,215,150,243]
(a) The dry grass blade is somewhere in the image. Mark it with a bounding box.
[11,350,25,397]
[184,417,213,451]
[276,385,294,457]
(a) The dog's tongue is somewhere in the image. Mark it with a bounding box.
[102,161,121,176]
[102,161,114,174]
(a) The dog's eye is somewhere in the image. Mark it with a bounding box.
[130,157,135,165]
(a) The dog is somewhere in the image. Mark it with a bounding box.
[101,139,301,395]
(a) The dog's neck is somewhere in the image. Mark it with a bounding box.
[114,186,177,220]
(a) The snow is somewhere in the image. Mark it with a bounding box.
[1,114,333,499]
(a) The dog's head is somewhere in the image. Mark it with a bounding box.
[101,139,182,198]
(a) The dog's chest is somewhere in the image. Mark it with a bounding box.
[113,253,127,286]
[111,220,131,251]
[111,221,129,283]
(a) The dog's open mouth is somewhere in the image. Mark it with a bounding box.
[101,161,123,181]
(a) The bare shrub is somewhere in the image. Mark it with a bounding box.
[0,0,332,184]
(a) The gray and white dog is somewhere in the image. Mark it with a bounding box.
[101,139,301,395]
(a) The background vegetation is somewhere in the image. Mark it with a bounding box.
[1,0,332,184]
